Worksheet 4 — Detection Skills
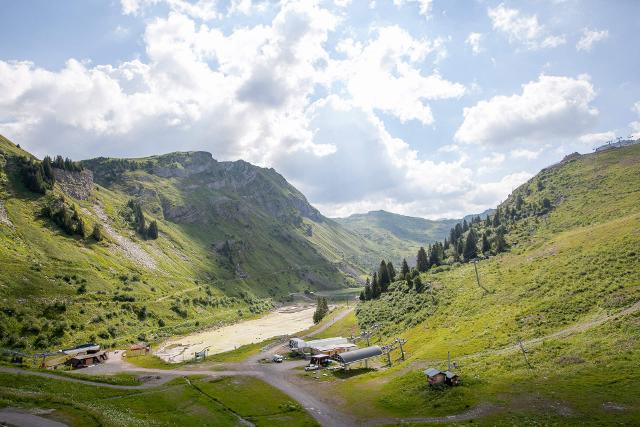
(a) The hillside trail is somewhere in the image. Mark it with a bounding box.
[4,301,638,426]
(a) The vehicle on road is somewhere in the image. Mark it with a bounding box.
[272,354,284,363]
[304,364,320,371]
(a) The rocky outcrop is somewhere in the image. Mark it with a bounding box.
[0,200,12,227]
[53,168,94,200]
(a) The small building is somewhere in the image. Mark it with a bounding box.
[443,370,460,386]
[309,353,332,366]
[60,343,100,357]
[65,351,108,370]
[126,342,150,357]
[289,336,349,355]
[424,368,459,386]
[289,338,306,351]
[335,345,383,368]
[312,343,357,357]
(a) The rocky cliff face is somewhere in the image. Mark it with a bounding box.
[84,151,322,225]
[52,168,94,200]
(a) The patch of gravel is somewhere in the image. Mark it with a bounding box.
[93,204,157,270]
[0,199,12,227]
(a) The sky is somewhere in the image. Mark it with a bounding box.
[1,0,639,219]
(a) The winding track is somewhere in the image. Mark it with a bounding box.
[3,301,639,426]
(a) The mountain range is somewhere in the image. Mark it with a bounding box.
[0,134,470,350]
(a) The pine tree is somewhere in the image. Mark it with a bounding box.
[147,220,159,239]
[312,297,329,323]
[429,243,441,267]
[485,215,491,227]
[414,276,424,293]
[378,260,390,293]
[364,277,373,300]
[492,209,501,227]
[386,261,396,282]
[494,231,507,253]
[42,156,55,183]
[462,219,469,233]
[400,259,410,278]
[444,237,449,250]
[454,223,463,240]
[463,230,478,261]
[371,272,381,299]
[359,291,365,302]
[416,247,429,272]
[482,232,490,253]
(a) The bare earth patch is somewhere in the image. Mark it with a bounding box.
[156,304,317,362]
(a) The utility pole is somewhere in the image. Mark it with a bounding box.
[473,259,490,294]
[518,339,532,369]
[395,338,406,360]
[447,351,451,370]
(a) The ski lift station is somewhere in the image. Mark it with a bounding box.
[335,346,383,369]
[289,336,353,356]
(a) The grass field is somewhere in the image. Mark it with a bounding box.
[0,372,318,426]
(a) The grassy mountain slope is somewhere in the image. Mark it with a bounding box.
[327,144,640,424]
[335,209,494,265]
[0,136,379,351]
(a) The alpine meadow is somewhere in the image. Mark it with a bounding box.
[0,1,639,426]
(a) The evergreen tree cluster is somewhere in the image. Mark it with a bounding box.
[50,155,83,172]
[42,195,87,237]
[360,260,399,301]
[414,185,555,271]
[19,157,55,194]
[313,296,329,323]
[126,200,159,240]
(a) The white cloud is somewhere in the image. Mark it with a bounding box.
[477,152,505,175]
[488,4,566,50]
[466,32,483,55]
[393,0,433,18]
[469,171,533,208]
[0,0,542,220]
[510,148,542,160]
[576,28,608,52]
[455,74,598,146]
[578,131,615,146]
[330,26,464,124]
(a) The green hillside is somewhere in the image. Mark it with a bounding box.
[334,209,492,265]
[0,135,381,351]
[326,144,640,424]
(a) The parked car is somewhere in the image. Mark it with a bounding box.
[305,364,320,371]
[272,354,284,363]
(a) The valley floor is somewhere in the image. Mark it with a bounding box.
[2,300,639,426]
